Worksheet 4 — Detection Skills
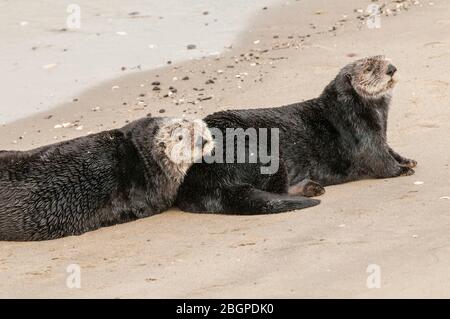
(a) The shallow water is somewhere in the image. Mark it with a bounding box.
[0,0,280,124]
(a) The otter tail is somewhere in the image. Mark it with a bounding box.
[177,184,320,215]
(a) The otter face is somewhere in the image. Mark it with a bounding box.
[155,118,214,173]
[349,55,398,99]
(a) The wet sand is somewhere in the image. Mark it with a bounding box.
[0,0,279,124]
[1,0,450,298]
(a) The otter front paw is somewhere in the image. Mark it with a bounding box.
[400,158,417,168]
[399,166,415,176]
[288,179,325,197]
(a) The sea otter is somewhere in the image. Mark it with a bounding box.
[176,55,416,214]
[0,117,213,241]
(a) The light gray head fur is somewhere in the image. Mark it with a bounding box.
[153,118,214,181]
[338,55,398,100]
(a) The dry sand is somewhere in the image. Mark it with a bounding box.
[1,0,450,298]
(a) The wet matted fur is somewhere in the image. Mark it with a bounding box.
[0,117,213,241]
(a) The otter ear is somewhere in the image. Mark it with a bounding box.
[159,141,166,148]
[345,73,352,82]
[343,73,352,87]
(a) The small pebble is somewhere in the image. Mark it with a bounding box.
[42,63,57,69]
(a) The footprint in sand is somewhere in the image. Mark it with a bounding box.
[428,52,450,60]
[418,122,439,129]
[313,64,338,74]
[436,19,450,25]
[424,41,446,48]
[421,79,449,97]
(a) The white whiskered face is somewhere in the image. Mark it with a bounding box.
[350,55,398,99]
[155,118,214,173]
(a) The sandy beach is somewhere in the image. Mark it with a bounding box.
[1,0,450,298]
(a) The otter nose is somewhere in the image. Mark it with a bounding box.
[386,64,397,76]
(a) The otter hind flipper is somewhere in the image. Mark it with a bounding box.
[177,184,320,215]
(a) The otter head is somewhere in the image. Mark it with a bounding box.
[343,55,398,99]
[154,118,214,177]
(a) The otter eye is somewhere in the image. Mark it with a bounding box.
[178,135,183,141]
[366,66,373,72]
